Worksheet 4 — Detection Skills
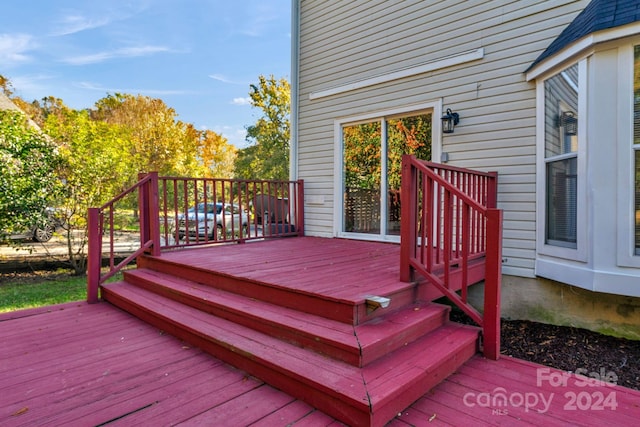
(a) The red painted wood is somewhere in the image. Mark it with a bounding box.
[399,155,504,357]
[177,385,296,426]
[483,208,503,360]
[0,301,86,322]
[101,281,480,427]
[116,270,451,367]
[3,303,638,426]
[87,207,101,303]
[114,274,362,365]
[136,237,481,326]
[249,400,315,427]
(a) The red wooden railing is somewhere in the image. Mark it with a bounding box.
[399,155,503,360]
[87,173,304,303]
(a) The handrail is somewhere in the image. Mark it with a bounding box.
[87,173,304,303]
[399,154,503,360]
[87,173,159,303]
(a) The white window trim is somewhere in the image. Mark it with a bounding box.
[616,43,640,267]
[536,60,588,263]
[333,100,443,241]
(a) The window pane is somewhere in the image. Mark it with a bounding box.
[544,64,579,157]
[634,46,640,145]
[343,122,381,234]
[635,46,640,255]
[636,150,640,255]
[546,157,577,248]
[385,113,432,235]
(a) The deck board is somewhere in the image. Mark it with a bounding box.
[157,237,405,303]
[2,302,640,426]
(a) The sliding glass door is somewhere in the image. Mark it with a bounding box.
[342,111,432,239]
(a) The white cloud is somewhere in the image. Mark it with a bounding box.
[51,15,111,36]
[50,2,151,36]
[232,97,251,106]
[0,34,35,65]
[75,81,189,96]
[209,74,248,85]
[62,45,171,65]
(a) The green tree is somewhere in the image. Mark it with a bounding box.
[199,129,237,178]
[235,75,290,180]
[43,105,131,274]
[0,110,63,240]
[92,93,201,178]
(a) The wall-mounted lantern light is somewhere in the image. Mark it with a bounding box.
[560,111,577,136]
[441,108,460,134]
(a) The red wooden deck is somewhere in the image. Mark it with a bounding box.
[137,236,483,325]
[2,301,639,426]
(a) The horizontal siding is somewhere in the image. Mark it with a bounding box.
[296,0,587,277]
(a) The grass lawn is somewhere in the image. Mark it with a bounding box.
[0,270,87,313]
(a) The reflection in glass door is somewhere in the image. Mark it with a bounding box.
[342,112,431,238]
[343,121,381,234]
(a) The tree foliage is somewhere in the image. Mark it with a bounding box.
[42,103,132,273]
[1,74,237,272]
[235,75,290,180]
[343,114,431,192]
[0,110,63,238]
[92,93,199,178]
[199,129,237,178]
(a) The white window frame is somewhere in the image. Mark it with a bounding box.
[617,43,640,267]
[536,60,588,262]
[333,100,442,242]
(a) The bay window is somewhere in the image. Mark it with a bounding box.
[544,64,579,249]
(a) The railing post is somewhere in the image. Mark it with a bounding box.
[87,208,101,304]
[400,155,417,282]
[148,172,161,256]
[138,172,160,256]
[296,179,305,236]
[487,171,498,209]
[138,172,148,249]
[483,208,503,360]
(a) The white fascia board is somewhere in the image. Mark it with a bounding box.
[309,48,484,100]
[526,36,594,81]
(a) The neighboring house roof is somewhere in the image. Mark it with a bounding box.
[0,91,22,112]
[0,91,42,131]
[527,0,640,72]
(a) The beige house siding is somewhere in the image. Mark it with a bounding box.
[296,0,586,277]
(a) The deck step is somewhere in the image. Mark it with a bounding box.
[136,254,424,325]
[122,268,450,367]
[102,281,479,427]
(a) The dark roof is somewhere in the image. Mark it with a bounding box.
[527,0,640,72]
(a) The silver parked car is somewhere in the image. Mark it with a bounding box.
[177,202,248,240]
[3,208,64,243]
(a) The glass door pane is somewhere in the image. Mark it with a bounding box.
[343,121,381,234]
[385,113,432,235]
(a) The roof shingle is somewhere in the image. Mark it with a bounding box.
[527,0,640,71]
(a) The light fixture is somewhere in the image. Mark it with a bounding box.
[560,111,577,136]
[441,108,460,134]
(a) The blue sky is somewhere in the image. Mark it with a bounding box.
[0,0,292,148]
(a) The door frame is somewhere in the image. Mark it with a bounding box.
[333,99,443,242]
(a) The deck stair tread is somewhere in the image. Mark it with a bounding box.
[102,280,479,426]
[123,268,451,366]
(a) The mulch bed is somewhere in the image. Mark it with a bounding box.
[450,309,640,391]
